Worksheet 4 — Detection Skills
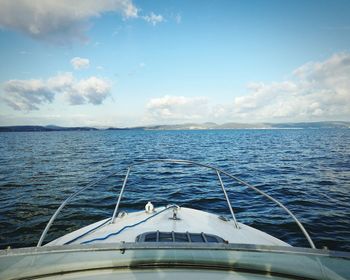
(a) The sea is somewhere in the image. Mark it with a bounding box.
[0,129,349,251]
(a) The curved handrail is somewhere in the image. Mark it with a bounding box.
[38,159,315,248]
[37,169,125,246]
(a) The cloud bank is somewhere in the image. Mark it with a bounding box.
[71,57,90,70]
[2,73,111,111]
[0,0,138,43]
[146,53,350,123]
[226,53,350,122]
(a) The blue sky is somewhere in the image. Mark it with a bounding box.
[0,0,349,127]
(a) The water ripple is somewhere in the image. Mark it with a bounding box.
[0,129,349,251]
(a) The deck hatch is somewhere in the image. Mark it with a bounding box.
[136,231,226,243]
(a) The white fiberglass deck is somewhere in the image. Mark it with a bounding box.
[48,206,289,247]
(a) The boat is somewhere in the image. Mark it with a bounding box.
[0,159,349,279]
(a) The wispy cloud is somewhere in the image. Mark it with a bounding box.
[128,62,146,76]
[175,14,182,24]
[2,73,111,111]
[143,12,164,26]
[0,0,138,43]
[2,79,55,111]
[71,57,90,70]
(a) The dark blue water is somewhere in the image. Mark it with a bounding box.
[0,129,349,251]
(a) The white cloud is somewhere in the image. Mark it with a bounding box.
[71,57,90,70]
[72,77,111,105]
[145,96,209,123]
[2,73,111,111]
[2,79,54,111]
[0,0,138,43]
[145,53,350,124]
[143,12,164,26]
[226,53,350,122]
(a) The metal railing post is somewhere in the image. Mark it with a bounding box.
[216,170,239,229]
[111,167,131,223]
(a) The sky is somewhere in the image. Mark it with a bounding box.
[0,0,350,127]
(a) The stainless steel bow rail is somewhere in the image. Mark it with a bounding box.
[37,159,316,248]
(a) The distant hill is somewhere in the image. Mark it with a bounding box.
[270,121,350,129]
[140,121,350,130]
[0,121,349,132]
[0,125,98,132]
